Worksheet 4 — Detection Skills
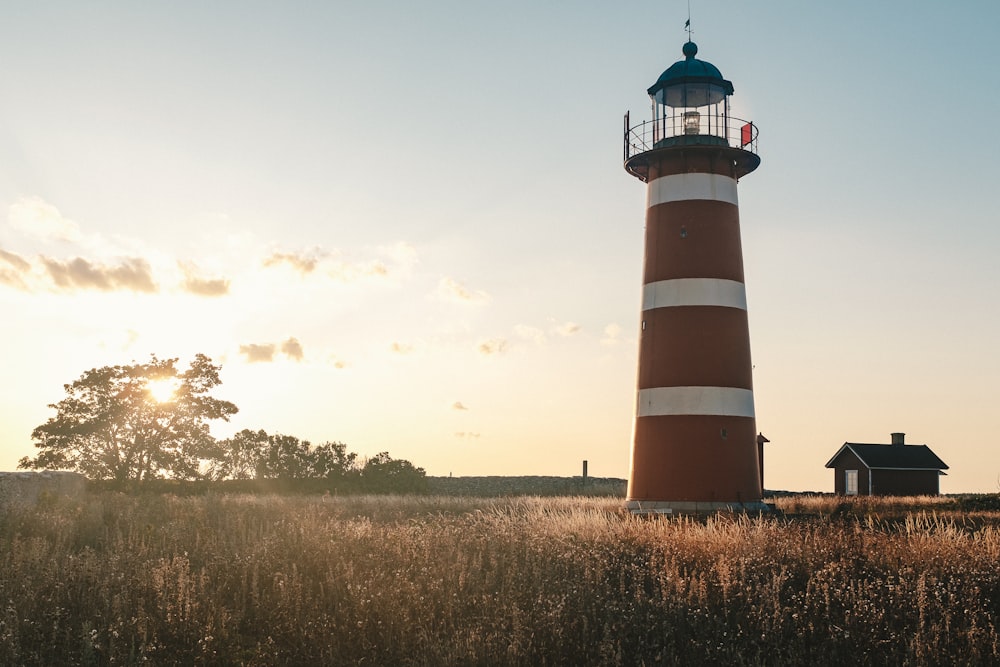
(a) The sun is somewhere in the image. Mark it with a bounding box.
[146,377,180,403]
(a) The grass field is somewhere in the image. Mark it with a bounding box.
[2,491,999,665]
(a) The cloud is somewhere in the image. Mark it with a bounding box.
[0,247,160,294]
[478,338,508,356]
[2,200,160,294]
[454,432,481,439]
[390,342,414,354]
[434,276,489,304]
[183,275,230,297]
[452,401,469,411]
[179,262,230,297]
[264,247,398,283]
[513,322,580,344]
[601,323,624,346]
[239,337,304,363]
[329,259,387,281]
[41,256,157,293]
[324,353,348,369]
[239,343,276,363]
[514,324,546,345]
[7,196,81,242]
[280,337,304,361]
[0,248,31,272]
[553,321,581,337]
[0,248,31,290]
[0,268,28,290]
[263,250,321,275]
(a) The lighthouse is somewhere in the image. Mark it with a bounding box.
[623,40,766,513]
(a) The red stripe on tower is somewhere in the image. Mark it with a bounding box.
[623,40,767,514]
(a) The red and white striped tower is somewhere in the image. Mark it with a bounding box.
[623,41,766,513]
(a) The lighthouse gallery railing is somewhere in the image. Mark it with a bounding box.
[624,112,759,162]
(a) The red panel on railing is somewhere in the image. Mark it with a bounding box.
[741,123,753,147]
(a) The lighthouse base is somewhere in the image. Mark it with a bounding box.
[625,499,773,516]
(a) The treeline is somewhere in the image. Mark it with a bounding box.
[18,355,427,493]
[206,429,427,493]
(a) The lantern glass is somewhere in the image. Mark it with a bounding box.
[683,111,700,135]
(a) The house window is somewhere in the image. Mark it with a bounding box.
[845,470,859,496]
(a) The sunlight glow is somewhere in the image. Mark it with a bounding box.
[146,378,180,403]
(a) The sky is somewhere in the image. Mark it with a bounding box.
[2,1,999,493]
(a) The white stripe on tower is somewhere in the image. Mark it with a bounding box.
[647,173,739,208]
[642,278,747,311]
[636,386,756,418]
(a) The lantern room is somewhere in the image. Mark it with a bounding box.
[624,40,759,181]
[648,40,734,147]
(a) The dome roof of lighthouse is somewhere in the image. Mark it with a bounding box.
[648,41,734,108]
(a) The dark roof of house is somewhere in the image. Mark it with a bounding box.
[825,443,949,470]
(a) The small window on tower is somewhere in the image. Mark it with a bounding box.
[720,427,728,439]
[680,226,687,239]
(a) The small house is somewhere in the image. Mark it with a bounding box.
[825,432,948,496]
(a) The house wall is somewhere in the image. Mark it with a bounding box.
[831,450,869,495]
[871,469,940,496]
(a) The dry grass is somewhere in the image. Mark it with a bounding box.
[1,493,999,665]
[773,493,955,516]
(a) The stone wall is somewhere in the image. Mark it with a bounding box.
[426,476,627,497]
[0,471,87,506]
[0,473,626,502]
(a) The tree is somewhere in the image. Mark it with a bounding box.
[257,434,314,480]
[310,441,358,481]
[19,354,237,482]
[361,452,427,493]
[210,428,270,480]
[212,429,360,482]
